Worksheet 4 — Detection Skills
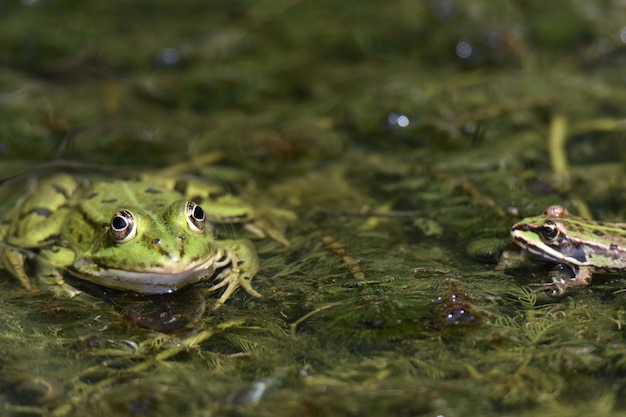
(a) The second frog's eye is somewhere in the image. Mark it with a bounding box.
[110,210,137,243]
[539,220,559,241]
[186,201,205,233]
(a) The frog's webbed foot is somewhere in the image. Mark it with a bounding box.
[531,266,592,297]
[0,245,39,293]
[531,281,568,297]
[37,247,82,297]
[207,240,261,309]
[186,179,294,247]
[244,221,289,246]
[38,266,82,298]
[241,207,295,247]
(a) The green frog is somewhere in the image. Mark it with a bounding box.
[0,173,287,306]
[507,204,626,294]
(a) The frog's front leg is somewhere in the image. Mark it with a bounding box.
[532,266,592,296]
[37,246,82,297]
[0,245,39,292]
[208,239,261,309]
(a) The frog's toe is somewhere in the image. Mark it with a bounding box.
[244,222,290,246]
[238,275,262,299]
[1,249,38,292]
[210,280,239,309]
[38,266,82,297]
[530,279,567,297]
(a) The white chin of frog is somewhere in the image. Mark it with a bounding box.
[70,257,215,294]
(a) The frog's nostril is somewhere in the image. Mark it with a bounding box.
[151,238,160,244]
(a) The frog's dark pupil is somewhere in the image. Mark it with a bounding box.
[112,216,127,230]
[541,221,558,240]
[185,202,205,232]
[193,205,205,221]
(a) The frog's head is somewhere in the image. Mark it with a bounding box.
[71,199,220,293]
[510,215,567,261]
[510,204,573,261]
[510,212,590,267]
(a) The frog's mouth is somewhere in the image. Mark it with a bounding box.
[510,226,561,261]
[68,257,217,294]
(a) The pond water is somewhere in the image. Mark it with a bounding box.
[1,1,626,416]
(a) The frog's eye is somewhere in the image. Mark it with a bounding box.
[539,220,559,241]
[110,210,137,243]
[186,201,205,233]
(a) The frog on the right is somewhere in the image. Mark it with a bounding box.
[505,205,626,294]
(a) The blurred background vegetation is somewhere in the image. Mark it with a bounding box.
[1,1,626,416]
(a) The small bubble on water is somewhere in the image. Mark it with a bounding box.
[156,48,182,66]
[455,40,473,59]
[387,112,410,128]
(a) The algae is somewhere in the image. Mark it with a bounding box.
[2,0,626,416]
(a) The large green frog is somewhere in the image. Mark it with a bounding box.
[0,173,286,306]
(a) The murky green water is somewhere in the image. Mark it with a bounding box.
[1,1,626,416]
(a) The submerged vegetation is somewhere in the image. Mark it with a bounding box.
[1,0,626,416]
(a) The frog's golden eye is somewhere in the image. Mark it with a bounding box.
[110,210,137,243]
[186,201,205,233]
[539,220,559,241]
